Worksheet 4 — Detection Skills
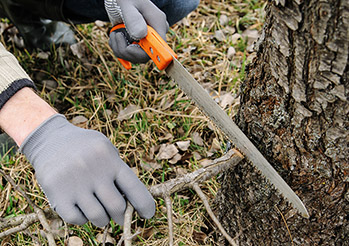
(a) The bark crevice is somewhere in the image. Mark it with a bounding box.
[216,0,348,244]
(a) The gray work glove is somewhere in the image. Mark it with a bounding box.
[20,114,155,227]
[105,0,169,63]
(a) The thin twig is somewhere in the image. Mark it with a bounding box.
[0,209,58,232]
[116,234,124,246]
[0,213,38,238]
[102,224,110,246]
[150,149,243,197]
[192,183,238,246]
[0,213,37,231]
[0,167,57,245]
[63,221,69,243]
[123,201,135,246]
[1,149,244,245]
[164,195,174,246]
[36,209,56,246]
[0,168,35,208]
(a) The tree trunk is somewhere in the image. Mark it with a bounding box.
[215,0,348,245]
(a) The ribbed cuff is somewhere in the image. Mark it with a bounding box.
[19,114,66,157]
[0,79,36,110]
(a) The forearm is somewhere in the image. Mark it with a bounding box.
[0,87,56,146]
[0,42,56,146]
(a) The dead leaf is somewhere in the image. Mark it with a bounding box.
[174,167,188,176]
[40,218,66,239]
[200,159,213,167]
[206,151,215,157]
[242,29,259,46]
[49,218,65,238]
[95,20,107,27]
[192,132,204,146]
[70,41,85,59]
[37,51,50,59]
[96,232,116,244]
[231,33,242,44]
[156,144,179,160]
[159,95,174,110]
[72,115,88,125]
[149,146,159,160]
[67,236,83,246]
[141,226,155,239]
[227,46,236,60]
[193,151,202,161]
[214,30,226,42]
[105,109,112,117]
[158,133,173,142]
[183,46,197,53]
[176,140,191,151]
[209,138,221,153]
[13,35,25,48]
[140,159,162,171]
[242,29,260,52]
[117,104,140,121]
[192,230,207,244]
[169,153,182,164]
[220,93,235,109]
[225,26,236,34]
[181,17,190,27]
[219,15,229,26]
[0,22,8,35]
[40,80,58,90]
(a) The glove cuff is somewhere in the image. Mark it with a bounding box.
[19,113,67,161]
[104,0,123,26]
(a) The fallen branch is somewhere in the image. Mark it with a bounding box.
[0,168,58,246]
[192,183,238,246]
[0,209,58,237]
[0,213,37,237]
[149,149,243,197]
[146,149,243,246]
[164,195,174,246]
[102,224,110,246]
[123,202,135,246]
[1,149,243,245]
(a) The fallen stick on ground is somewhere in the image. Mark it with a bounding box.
[0,149,243,245]
[123,149,243,246]
[0,168,59,246]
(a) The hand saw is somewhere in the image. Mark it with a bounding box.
[110,24,309,218]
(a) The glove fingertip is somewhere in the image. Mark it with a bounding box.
[134,196,156,219]
[109,32,126,46]
[56,205,88,226]
[122,11,148,40]
[126,45,150,63]
[113,215,124,226]
[127,25,148,40]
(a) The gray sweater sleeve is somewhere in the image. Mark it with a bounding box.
[0,43,36,109]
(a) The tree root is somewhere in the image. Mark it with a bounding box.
[0,149,243,245]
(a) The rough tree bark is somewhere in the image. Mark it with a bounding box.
[215,0,348,245]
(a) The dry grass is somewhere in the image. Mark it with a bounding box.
[0,0,265,245]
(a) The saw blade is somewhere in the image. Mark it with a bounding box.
[165,58,309,218]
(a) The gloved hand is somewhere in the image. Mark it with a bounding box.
[20,114,155,227]
[105,0,169,63]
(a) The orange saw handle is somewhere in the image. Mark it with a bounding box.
[110,24,177,70]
